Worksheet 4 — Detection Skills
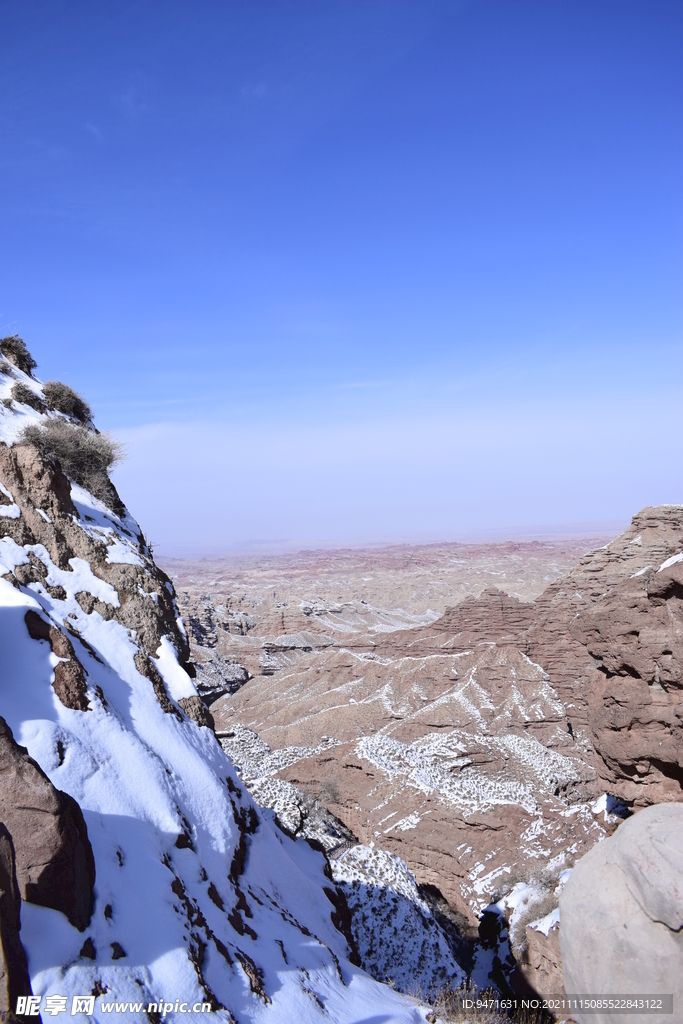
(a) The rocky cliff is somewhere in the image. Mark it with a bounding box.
[528,505,683,806]
[0,338,429,1022]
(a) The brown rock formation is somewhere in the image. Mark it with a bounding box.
[527,505,683,805]
[0,716,95,931]
[178,696,215,730]
[0,824,33,1018]
[24,610,89,712]
[511,924,565,999]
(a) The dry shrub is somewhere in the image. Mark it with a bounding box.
[427,982,558,1024]
[11,382,46,413]
[43,380,92,423]
[317,776,341,805]
[20,419,123,507]
[508,890,560,962]
[0,335,37,375]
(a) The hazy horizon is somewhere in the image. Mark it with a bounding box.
[154,520,626,561]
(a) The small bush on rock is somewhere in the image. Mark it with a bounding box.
[20,419,123,507]
[43,380,92,423]
[11,382,46,413]
[0,335,37,375]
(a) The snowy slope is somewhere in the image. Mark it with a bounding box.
[0,355,429,1023]
[219,728,469,997]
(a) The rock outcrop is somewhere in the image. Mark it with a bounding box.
[528,506,683,806]
[512,923,564,1000]
[0,824,33,1018]
[560,802,683,1024]
[0,717,95,931]
[24,610,89,711]
[0,440,194,676]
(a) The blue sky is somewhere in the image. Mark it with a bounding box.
[1,1,681,553]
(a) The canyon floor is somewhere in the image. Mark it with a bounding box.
[163,535,628,990]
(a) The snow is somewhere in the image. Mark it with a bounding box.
[153,636,198,701]
[219,723,340,785]
[355,728,579,819]
[0,366,46,445]
[0,536,29,574]
[658,552,683,572]
[331,845,465,995]
[0,481,21,518]
[70,483,144,566]
[591,792,629,822]
[528,906,560,936]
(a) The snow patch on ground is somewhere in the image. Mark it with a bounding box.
[219,723,340,784]
[355,729,580,818]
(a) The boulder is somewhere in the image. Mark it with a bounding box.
[559,803,683,1024]
[0,717,95,931]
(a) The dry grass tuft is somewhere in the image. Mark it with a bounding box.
[11,382,46,413]
[20,419,123,507]
[43,380,92,423]
[508,890,558,959]
[0,335,37,375]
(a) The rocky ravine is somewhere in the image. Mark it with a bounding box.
[169,509,683,995]
[0,338,432,1022]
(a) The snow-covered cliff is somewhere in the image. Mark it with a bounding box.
[0,338,431,1023]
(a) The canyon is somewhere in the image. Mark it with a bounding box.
[167,513,683,996]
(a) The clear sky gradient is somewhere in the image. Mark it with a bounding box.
[1,1,681,553]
